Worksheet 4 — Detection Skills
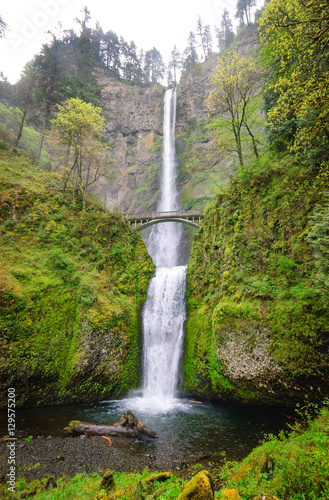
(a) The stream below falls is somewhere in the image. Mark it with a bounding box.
[0,399,290,463]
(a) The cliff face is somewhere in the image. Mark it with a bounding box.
[97,57,230,215]
[183,156,329,407]
[175,56,231,211]
[0,149,154,408]
[99,79,165,214]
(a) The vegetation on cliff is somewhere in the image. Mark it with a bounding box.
[0,146,154,407]
[183,0,329,406]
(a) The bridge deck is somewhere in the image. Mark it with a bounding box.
[126,210,203,230]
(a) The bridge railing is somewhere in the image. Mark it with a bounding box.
[126,210,203,220]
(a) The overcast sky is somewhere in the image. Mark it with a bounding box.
[0,0,262,83]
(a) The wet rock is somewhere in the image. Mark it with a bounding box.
[218,489,242,500]
[177,470,214,499]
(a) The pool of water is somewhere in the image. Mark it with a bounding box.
[0,395,291,462]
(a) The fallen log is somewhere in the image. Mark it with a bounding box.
[64,410,157,439]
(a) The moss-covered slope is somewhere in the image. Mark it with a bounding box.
[0,148,154,408]
[183,154,329,406]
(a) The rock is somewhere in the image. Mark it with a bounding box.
[177,470,214,499]
[218,488,242,500]
[99,471,115,492]
[253,494,281,500]
[45,477,57,489]
[142,472,172,485]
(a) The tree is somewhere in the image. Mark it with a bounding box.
[168,45,182,86]
[144,48,165,84]
[13,63,38,147]
[207,50,261,165]
[50,97,108,199]
[101,30,122,77]
[183,32,199,70]
[32,36,66,159]
[259,0,329,157]
[235,0,257,26]
[0,14,7,38]
[215,9,234,52]
[196,16,212,60]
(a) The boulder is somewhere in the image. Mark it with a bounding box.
[99,471,115,492]
[177,470,214,499]
[218,488,242,500]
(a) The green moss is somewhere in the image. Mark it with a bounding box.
[184,152,329,404]
[219,406,329,499]
[0,149,154,408]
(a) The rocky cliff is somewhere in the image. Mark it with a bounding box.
[97,56,231,215]
[183,155,329,407]
[99,78,165,214]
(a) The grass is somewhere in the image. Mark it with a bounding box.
[0,470,184,499]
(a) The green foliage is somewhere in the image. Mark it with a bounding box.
[259,0,329,159]
[184,151,329,403]
[0,104,49,165]
[0,149,154,407]
[0,470,184,499]
[307,193,329,298]
[207,50,263,166]
[218,405,329,499]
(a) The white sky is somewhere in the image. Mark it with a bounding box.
[0,0,262,84]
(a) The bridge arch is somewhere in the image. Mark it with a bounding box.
[133,217,200,231]
[126,210,203,231]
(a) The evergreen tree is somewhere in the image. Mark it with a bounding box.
[0,14,7,38]
[196,16,207,60]
[168,45,182,85]
[235,0,257,27]
[196,16,213,60]
[203,24,213,58]
[144,48,165,84]
[215,9,234,52]
[183,31,199,69]
[101,30,122,77]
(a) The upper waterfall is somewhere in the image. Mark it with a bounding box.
[145,88,183,268]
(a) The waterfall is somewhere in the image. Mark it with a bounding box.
[139,88,187,407]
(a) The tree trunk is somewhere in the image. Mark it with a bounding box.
[64,411,157,439]
[14,106,27,147]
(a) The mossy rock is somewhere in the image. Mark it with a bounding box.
[177,470,214,499]
[99,471,115,491]
[142,472,172,485]
[218,489,242,500]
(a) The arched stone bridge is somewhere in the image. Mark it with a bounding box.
[126,210,203,231]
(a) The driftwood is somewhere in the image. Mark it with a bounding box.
[64,410,157,439]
